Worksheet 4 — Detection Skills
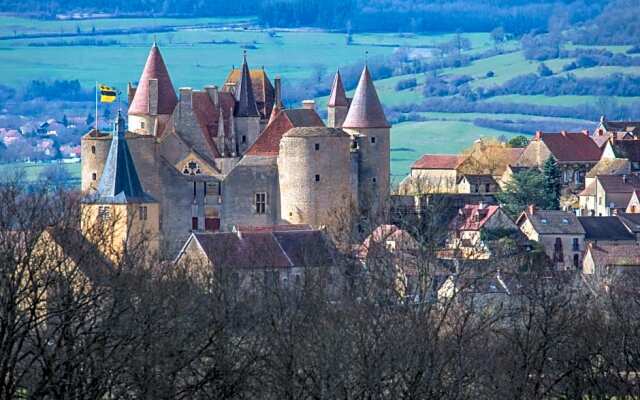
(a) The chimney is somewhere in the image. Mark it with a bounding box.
[561,130,567,137]
[148,78,159,115]
[205,85,219,106]
[274,76,282,107]
[302,100,316,111]
[535,131,542,140]
[478,201,485,210]
[528,204,535,215]
[582,129,589,136]
[179,87,192,108]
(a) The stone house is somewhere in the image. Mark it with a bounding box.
[173,225,339,293]
[447,203,518,260]
[81,43,391,257]
[400,154,464,194]
[457,174,499,194]
[517,207,585,270]
[512,131,602,191]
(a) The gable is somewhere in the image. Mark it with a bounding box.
[174,150,218,177]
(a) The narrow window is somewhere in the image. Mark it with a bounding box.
[192,217,198,230]
[242,135,247,144]
[572,238,579,252]
[315,174,320,182]
[573,254,579,269]
[473,184,479,193]
[485,183,490,192]
[91,145,96,154]
[91,172,97,181]
[372,177,377,183]
[255,192,267,214]
[315,143,320,151]
[139,206,147,221]
[370,136,376,144]
[141,121,145,129]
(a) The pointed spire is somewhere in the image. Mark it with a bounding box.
[95,111,154,203]
[217,107,226,138]
[234,52,260,118]
[129,43,178,116]
[328,69,349,107]
[342,65,389,129]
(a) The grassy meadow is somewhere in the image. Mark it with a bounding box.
[1,15,639,181]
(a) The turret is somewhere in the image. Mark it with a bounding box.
[342,65,391,216]
[81,111,160,262]
[234,53,261,154]
[327,70,349,128]
[278,127,352,227]
[128,42,178,136]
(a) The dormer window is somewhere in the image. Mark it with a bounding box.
[562,218,569,224]
[182,160,202,176]
[541,218,548,224]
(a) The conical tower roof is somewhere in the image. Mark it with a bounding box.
[328,70,349,107]
[234,53,260,118]
[342,66,389,129]
[95,111,155,204]
[129,42,178,115]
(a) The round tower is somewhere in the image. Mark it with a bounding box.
[128,42,178,136]
[81,131,112,193]
[278,127,352,226]
[342,65,391,215]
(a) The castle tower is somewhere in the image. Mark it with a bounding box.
[81,111,160,262]
[234,54,261,154]
[278,127,352,227]
[342,65,391,215]
[327,70,349,128]
[128,42,178,136]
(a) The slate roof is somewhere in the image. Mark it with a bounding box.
[328,70,349,107]
[342,65,389,129]
[586,158,631,178]
[578,216,635,241]
[538,132,602,162]
[619,213,640,233]
[246,109,325,156]
[517,209,585,235]
[129,43,178,116]
[233,55,260,118]
[191,90,236,157]
[187,228,334,269]
[587,243,640,267]
[598,174,640,193]
[93,112,156,204]
[412,154,465,170]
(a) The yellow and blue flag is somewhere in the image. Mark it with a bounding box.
[99,84,117,103]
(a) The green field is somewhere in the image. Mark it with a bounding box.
[0,161,81,182]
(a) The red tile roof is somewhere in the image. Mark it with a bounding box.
[129,43,178,116]
[411,154,465,170]
[598,174,640,193]
[536,131,602,162]
[191,91,235,157]
[342,66,389,129]
[245,109,324,156]
[450,204,501,231]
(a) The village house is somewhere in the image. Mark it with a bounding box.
[579,175,640,216]
[517,206,585,270]
[456,174,499,194]
[582,242,640,276]
[600,137,640,173]
[593,115,639,140]
[401,154,465,193]
[578,216,637,246]
[511,131,602,191]
[447,203,518,260]
[174,225,338,293]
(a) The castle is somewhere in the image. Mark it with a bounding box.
[81,43,391,257]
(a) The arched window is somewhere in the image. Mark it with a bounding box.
[91,145,96,154]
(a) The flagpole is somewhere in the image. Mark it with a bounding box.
[95,81,98,132]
